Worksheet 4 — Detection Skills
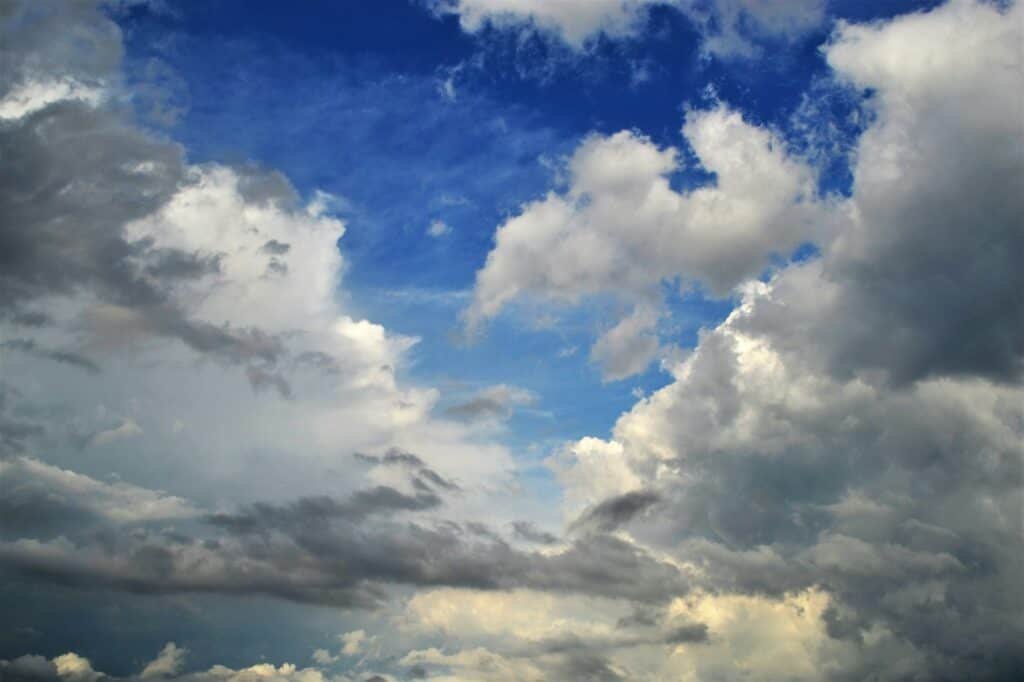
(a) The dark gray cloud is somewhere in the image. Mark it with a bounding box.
[664,623,708,645]
[135,246,222,282]
[510,520,558,545]
[244,366,292,399]
[0,384,44,457]
[355,449,460,492]
[260,240,291,256]
[0,445,681,609]
[0,339,99,373]
[560,7,1024,675]
[0,2,300,389]
[0,101,183,310]
[206,487,444,533]
[607,314,1024,678]
[570,489,660,534]
[0,654,62,682]
[0,456,196,542]
[0,95,290,378]
[0,0,122,97]
[0,482,687,609]
[548,651,624,682]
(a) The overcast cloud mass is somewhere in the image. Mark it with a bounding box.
[1,0,1022,680]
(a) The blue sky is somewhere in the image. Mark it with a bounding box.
[2,1,1022,680]
[113,0,875,450]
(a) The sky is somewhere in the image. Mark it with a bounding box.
[0,0,1021,680]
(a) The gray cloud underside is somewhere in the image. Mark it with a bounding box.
[0,460,685,608]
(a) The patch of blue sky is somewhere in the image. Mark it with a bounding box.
[113,0,929,467]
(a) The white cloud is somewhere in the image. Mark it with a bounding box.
[685,0,826,57]
[427,219,452,238]
[428,0,659,47]
[141,643,187,678]
[122,165,346,337]
[546,437,643,518]
[469,106,825,321]
[53,652,102,682]
[466,104,827,376]
[339,630,367,657]
[310,649,338,666]
[429,0,826,54]
[3,156,518,508]
[88,418,143,447]
[0,78,104,120]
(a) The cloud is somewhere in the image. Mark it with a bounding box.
[426,0,660,48]
[397,587,712,680]
[0,494,687,607]
[546,437,644,517]
[0,457,197,538]
[470,105,823,309]
[783,0,1024,385]
[682,0,827,58]
[426,220,451,238]
[589,303,661,381]
[510,521,557,545]
[0,647,334,682]
[87,418,143,448]
[544,3,1024,677]
[0,101,184,317]
[569,489,661,534]
[443,384,536,422]
[339,630,367,657]
[0,384,45,457]
[0,447,685,608]
[464,104,828,376]
[141,643,187,679]
[0,338,100,373]
[0,0,519,515]
[2,1,1021,680]
[426,0,826,55]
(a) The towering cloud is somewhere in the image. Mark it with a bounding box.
[537,1,1024,678]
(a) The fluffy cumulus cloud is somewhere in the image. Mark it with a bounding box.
[2,0,1022,680]
[535,1,1024,678]
[466,103,829,377]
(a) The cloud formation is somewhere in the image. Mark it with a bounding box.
[1,0,1021,680]
[428,0,825,55]
[465,103,829,376]
[538,1,1024,678]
